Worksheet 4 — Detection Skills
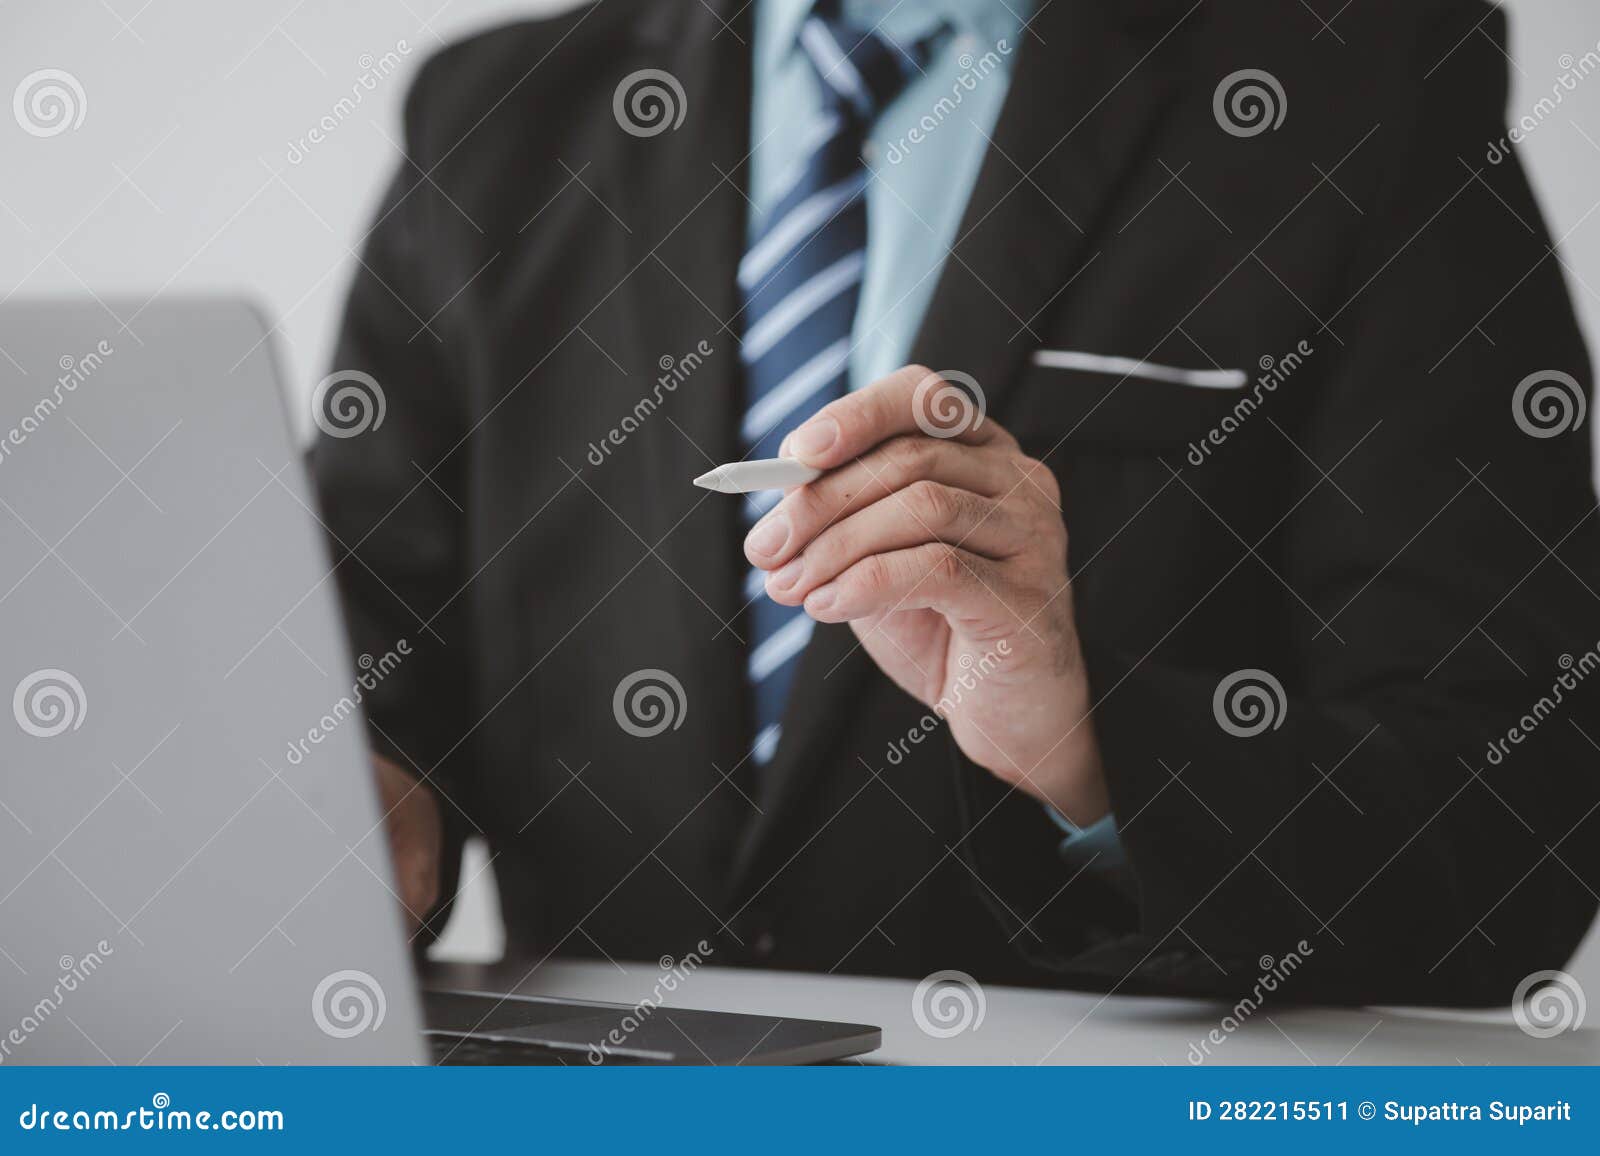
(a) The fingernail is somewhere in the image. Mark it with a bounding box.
[790,417,838,460]
[806,585,836,614]
[769,557,804,591]
[745,514,789,558]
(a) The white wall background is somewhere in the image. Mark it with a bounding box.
[4,0,1599,992]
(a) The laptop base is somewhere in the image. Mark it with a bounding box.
[422,988,880,1066]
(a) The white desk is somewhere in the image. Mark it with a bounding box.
[425,960,1597,1065]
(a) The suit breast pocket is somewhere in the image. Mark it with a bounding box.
[1000,351,1288,651]
[1004,349,1259,456]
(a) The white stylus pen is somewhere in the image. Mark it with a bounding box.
[692,457,821,493]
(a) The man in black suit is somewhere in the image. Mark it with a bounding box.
[312,0,1600,1005]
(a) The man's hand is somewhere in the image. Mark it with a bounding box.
[372,753,442,935]
[745,365,1109,826]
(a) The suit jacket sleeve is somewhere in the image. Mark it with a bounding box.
[309,65,475,907]
[959,5,1600,1005]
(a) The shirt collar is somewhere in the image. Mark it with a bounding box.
[761,0,1031,69]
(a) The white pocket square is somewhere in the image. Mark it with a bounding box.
[1031,349,1247,390]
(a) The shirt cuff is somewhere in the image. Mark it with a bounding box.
[1045,807,1127,871]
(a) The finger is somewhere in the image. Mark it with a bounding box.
[765,482,1029,606]
[405,856,439,925]
[802,541,1007,624]
[388,833,426,932]
[744,436,1018,567]
[785,364,1014,469]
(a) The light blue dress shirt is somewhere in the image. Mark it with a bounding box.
[747,0,1126,874]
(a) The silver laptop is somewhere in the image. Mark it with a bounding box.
[0,297,879,1065]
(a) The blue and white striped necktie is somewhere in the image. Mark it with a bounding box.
[738,3,937,767]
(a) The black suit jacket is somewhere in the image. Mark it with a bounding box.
[313,0,1600,1005]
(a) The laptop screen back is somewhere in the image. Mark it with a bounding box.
[0,298,424,1064]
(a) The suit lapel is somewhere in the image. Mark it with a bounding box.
[729,0,1192,889]
[615,1,754,776]
[911,0,1192,409]
[620,0,752,589]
